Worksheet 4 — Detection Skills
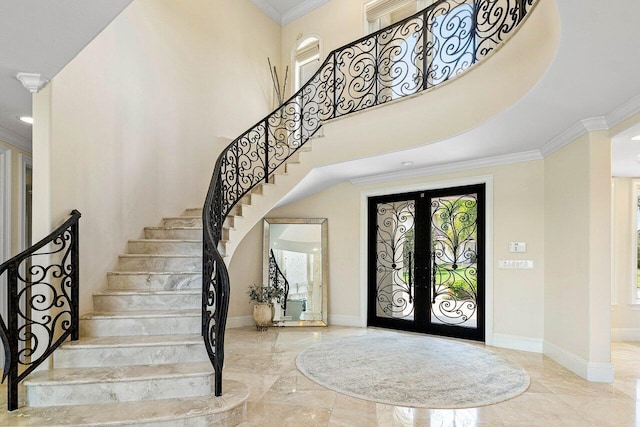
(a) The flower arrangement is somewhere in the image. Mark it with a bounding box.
[247,284,284,304]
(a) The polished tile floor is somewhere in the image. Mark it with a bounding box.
[0,326,638,426]
[224,326,640,427]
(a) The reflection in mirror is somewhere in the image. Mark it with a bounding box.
[263,218,328,326]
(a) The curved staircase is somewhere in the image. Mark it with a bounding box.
[0,0,545,423]
[2,209,247,426]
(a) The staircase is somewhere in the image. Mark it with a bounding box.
[0,0,542,422]
[9,209,248,426]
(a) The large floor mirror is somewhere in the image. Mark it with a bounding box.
[263,218,328,326]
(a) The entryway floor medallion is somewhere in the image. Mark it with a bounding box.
[296,333,530,409]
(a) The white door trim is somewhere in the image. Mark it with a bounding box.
[0,145,11,365]
[0,146,11,262]
[18,154,32,252]
[359,174,494,343]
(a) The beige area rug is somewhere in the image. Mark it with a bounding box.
[296,333,530,409]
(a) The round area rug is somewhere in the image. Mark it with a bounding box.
[296,334,529,409]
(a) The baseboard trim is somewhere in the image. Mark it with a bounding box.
[329,315,366,327]
[492,333,543,353]
[611,328,640,341]
[226,315,254,328]
[543,340,614,383]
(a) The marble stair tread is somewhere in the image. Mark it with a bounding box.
[145,226,202,230]
[2,380,248,426]
[81,309,200,320]
[80,309,200,337]
[106,271,202,290]
[24,361,213,386]
[55,334,208,367]
[93,289,200,297]
[126,238,202,256]
[24,363,217,406]
[61,333,202,349]
[93,288,201,312]
[116,254,202,272]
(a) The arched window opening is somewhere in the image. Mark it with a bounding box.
[364,0,431,33]
[294,36,321,91]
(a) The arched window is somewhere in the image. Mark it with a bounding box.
[294,36,321,91]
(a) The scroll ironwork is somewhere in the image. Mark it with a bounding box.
[202,0,537,395]
[0,210,81,411]
[269,249,290,312]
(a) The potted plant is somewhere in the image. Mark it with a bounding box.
[247,284,284,331]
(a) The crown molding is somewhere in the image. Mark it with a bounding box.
[542,93,640,157]
[606,93,640,128]
[16,73,49,94]
[0,126,32,153]
[281,0,328,25]
[540,118,601,157]
[250,0,282,25]
[252,0,328,26]
[581,116,608,132]
[350,150,542,185]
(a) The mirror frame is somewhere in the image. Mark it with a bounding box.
[263,218,328,327]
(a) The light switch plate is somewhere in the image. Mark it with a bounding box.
[509,242,527,253]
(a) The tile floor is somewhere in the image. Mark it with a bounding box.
[0,326,639,426]
[224,326,640,427]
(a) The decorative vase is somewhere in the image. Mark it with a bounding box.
[253,303,274,331]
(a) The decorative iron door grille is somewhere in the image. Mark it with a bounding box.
[367,184,485,341]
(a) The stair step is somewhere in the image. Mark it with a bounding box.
[93,289,200,311]
[80,309,200,337]
[145,226,202,240]
[24,362,214,407]
[128,239,202,255]
[117,254,202,272]
[162,216,202,227]
[107,271,201,290]
[55,334,207,368]
[1,380,248,426]
[183,207,203,216]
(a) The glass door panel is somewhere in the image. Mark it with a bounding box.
[370,197,417,325]
[429,193,479,329]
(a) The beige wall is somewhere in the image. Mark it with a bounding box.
[544,131,612,379]
[32,0,281,314]
[230,160,546,344]
[611,178,640,336]
[0,140,32,257]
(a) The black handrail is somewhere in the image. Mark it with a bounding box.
[202,0,537,395]
[0,209,81,411]
[269,249,290,313]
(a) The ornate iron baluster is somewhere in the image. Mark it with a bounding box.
[0,210,81,411]
[269,249,290,312]
[202,0,537,396]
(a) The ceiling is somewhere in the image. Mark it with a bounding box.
[0,0,638,193]
[0,0,133,152]
[277,0,640,205]
[250,0,327,26]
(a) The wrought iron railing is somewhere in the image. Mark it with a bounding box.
[202,0,537,395]
[269,249,290,313]
[0,210,81,411]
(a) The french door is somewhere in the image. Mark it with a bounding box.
[367,184,485,341]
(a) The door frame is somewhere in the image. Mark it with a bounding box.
[18,154,32,252]
[359,175,494,344]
